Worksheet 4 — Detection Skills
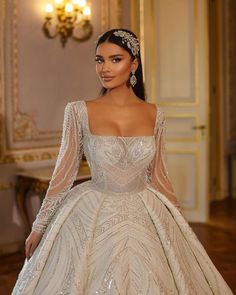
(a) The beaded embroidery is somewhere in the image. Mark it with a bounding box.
[12,101,231,295]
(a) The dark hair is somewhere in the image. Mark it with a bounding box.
[95,28,146,101]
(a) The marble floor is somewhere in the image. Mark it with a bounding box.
[0,198,236,295]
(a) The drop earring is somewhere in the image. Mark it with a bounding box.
[130,70,137,87]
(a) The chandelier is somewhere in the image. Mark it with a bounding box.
[44,0,93,47]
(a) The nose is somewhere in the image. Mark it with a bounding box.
[101,61,110,73]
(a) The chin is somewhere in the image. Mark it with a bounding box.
[102,81,128,90]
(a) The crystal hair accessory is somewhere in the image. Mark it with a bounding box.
[113,30,140,57]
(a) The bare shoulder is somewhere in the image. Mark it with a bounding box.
[83,97,108,108]
[85,96,105,103]
[83,97,110,118]
[137,101,158,121]
[142,101,157,112]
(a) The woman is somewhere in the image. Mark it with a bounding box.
[12,29,233,294]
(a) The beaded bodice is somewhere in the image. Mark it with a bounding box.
[84,135,155,193]
[81,101,157,194]
[32,100,180,233]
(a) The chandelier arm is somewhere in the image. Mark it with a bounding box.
[42,20,59,39]
[72,21,93,42]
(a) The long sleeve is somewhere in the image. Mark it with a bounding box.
[32,102,83,233]
[148,110,182,212]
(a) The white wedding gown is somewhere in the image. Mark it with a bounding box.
[12,100,233,295]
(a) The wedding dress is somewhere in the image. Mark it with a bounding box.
[12,100,233,295]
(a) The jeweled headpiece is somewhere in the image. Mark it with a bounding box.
[113,30,140,57]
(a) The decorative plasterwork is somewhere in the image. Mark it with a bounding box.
[0,0,59,164]
[14,112,40,141]
[10,0,59,143]
[0,0,121,164]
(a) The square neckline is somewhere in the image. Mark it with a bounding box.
[81,100,159,139]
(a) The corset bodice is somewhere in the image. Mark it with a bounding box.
[80,100,157,193]
[83,134,156,193]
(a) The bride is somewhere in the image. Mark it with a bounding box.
[12,29,233,294]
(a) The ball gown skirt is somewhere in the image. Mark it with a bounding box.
[12,100,233,295]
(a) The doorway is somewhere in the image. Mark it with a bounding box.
[208,0,236,226]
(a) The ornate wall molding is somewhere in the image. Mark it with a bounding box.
[0,0,61,164]
[10,0,60,143]
[0,0,118,164]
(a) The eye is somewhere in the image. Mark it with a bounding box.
[112,57,122,63]
[95,57,103,64]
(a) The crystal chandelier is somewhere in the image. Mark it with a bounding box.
[44,0,93,47]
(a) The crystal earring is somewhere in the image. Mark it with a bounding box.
[130,70,137,87]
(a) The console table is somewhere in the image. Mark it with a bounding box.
[15,163,91,238]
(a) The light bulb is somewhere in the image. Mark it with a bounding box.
[83,6,91,17]
[45,3,53,17]
[54,0,63,5]
[73,0,86,7]
[65,3,73,14]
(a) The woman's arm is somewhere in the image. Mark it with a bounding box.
[32,102,83,233]
[148,109,182,212]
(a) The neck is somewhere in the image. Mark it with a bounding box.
[104,84,138,105]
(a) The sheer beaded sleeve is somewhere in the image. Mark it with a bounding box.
[148,110,182,212]
[32,102,83,233]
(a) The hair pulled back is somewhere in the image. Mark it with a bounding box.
[95,28,146,101]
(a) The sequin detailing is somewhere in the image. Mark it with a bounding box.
[12,100,233,295]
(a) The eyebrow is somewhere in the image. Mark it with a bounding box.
[95,54,124,58]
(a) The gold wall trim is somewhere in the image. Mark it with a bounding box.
[0,0,61,164]
[165,114,200,142]
[0,0,117,164]
[0,149,58,164]
[10,0,59,142]
[167,149,199,210]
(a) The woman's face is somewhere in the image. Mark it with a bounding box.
[95,41,138,90]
